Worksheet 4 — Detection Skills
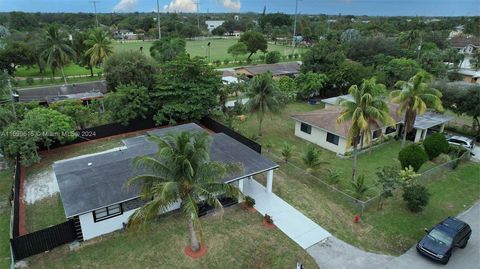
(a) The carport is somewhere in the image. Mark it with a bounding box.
[412,112,454,142]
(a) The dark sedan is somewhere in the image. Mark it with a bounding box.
[416,217,472,265]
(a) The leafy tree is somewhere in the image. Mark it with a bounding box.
[419,49,447,78]
[153,56,221,124]
[149,37,186,63]
[375,166,400,209]
[398,144,428,172]
[40,25,76,84]
[470,49,480,70]
[245,72,282,136]
[440,86,480,137]
[103,50,158,90]
[328,61,373,93]
[337,78,394,181]
[127,131,242,253]
[402,184,430,212]
[302,41,346,74]
[340,28,360,43]
[0,40,35,75]
[399,30,420,48]
[281,142,294,163]
[277,76,297,103]
[71,31,94,76]
[390,71,443,147]
[259,13,292,30]
[423,133,449,160]
[49,99,93,129]
[227,42,248,61]
[264,51,281,64]
[103,84,150,125]
[294,71,328,99]
[211,26,226,36]
[84,28,114,67]
[346,37,402,66]
[239,31,268,59]
[382,58,422,87]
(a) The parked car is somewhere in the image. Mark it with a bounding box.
[447,136,475,150]
[416,217,472,264]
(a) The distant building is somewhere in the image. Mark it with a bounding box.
[112,30,138,40]
[450,36,480,83]
[234,15,240,21]
[205,20,225,32]
[234,62,302,78]
[15,81,107,104]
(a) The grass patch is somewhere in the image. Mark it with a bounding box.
[16,63,102,78]
[14,76,103,89]
[0,169,13,268]
[25,194,65,232]
[27,206,318,269]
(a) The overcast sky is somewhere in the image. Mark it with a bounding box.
[0,0,479,16]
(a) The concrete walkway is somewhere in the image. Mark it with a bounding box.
[243,179,330,249]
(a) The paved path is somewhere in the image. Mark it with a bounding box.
[471,146,480,162]
[243,179,330,249]
[386,202,480,269]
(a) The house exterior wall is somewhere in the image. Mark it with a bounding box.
[294,121,348,155]
[79,200,181,240]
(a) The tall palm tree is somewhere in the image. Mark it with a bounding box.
[40,25,75,84]
[245,72,282,136]
[390,71,444,148]
[337,78,394,182]
[84,28,114,67]
[127,131,242,253]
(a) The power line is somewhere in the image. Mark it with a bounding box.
[89,1,100,27]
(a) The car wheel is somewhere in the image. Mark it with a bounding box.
[460,238,469,249]
[441,255,450,265]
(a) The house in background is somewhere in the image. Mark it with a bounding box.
[234,62,302,78]
[54,123,278,241]
[205,20,225,32]
[291,95,453,155]
[112,29,138,40]
[450,35,480,83]
[15,80,107,105]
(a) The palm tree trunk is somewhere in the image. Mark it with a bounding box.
[188,216,200,252]
[401,124,407,148]
[258,114,264,136]
[351,137,358,182]
[89,65,94,77]
[60,66,68,85]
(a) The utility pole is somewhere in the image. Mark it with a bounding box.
[89,1,100,27]
[194,1,201,31]
[292,0,299,55]
[7,79,17,121]
[156,0,161,39]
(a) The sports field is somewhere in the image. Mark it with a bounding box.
[113,38,305,61]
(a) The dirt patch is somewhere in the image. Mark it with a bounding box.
[24,168,59,205]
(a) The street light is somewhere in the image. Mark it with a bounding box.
[292,0,300,55]
[156,0,161,39]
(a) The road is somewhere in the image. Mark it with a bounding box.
[386,202,480,269]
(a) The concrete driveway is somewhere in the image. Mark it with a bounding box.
[386,202,480,269]
[471,146,480,162]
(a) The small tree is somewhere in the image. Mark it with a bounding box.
[277,76,297,103]
[281,142,294,163]
[423,133,449,160]
[149,37,186,63]
[103,84,151,125]
[402,184,430,212]
[265,51,281,64]
[351,175,369,199]
[398,166,420,185]
[239,30,268,59]
[375,166,400,209]
[295,72,328,99]
[302,145,326,173]
[227,42,248,62]
[398,144,428,172]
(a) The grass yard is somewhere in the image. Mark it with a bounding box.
[15,63,103,78]
[113,38,305,62]
[14,75,103,89]
[24,136,134,232]
[27,206,318,269]
[0,169,13,268]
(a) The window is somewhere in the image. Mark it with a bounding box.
[372,129,382,139]
[93,204,123,222]
[385,126,397,134]
[300,123,312,134]
[326,132,339,145]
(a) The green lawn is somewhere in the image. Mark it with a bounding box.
[0,169,13,268]
[16,63,103,78]
[14,75,103,89]
[24,137,129,232]
[27,206,318,269]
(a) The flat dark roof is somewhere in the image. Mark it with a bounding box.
[16,80,107,103]
[54,123,278,218]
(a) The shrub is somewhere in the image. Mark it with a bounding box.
[26,77,34,85]
[351,175,369,199]
[281,142,294,163]
[434,153,451,164]
[398,144,428,172]
[265,51,282,64]
[264,214,273,224]
[423,133,449,160]
[448,144,468,159]
[302,145,322,172]
[224,59,230,65]
[214,60,222,66]
[326,168,341,185]
[402,184,430,212]
[245,196,255,207]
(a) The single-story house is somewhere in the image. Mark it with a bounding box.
[54,123,278,241]
[291,95,453,155]
[234,62,301,78]
[205,20,225,32]
[15,81,107,104]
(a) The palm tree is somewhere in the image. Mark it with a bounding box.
[84,28,114,68]
[40,25,75,84]
[390,71,444,148]
[245,72,282,136]
[126,131,242,253]
[337,78,394,182]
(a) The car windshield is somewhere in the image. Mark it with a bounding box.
[428,228,453,246]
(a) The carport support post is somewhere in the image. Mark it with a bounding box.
[267,170,273,193]
[238,178,244,202]
[440,123,445,133]
[414,129,423,143]
[422,128,428,140]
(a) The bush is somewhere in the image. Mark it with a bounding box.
[264,214,273,224]
[245,196,255,207]
[224,59,229,65]
[302,145,322,172]
[448,144,468,159]
[325,168,341,185]
[351,175,368,199]
[434,153,451,164]
[398,144,428,172]
[281,142,294,163]
[423,133,449,160]
[26,77,34,85]
[402,184,430,212]
[265,51,282,64]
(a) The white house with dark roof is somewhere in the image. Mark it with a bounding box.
[54,123,278,241]
[291,95,453,155]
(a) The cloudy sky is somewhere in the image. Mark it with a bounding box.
[0,0,478,16]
